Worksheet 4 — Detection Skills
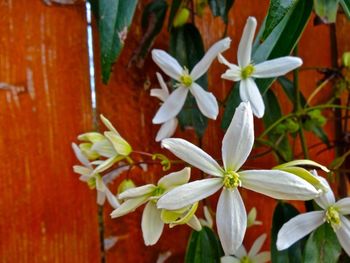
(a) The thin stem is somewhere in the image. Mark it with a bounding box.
[306,74,336,105]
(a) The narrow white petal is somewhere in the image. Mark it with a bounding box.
[105,187,120,209]
[190,82,219,120]
[152,49,182,80]
[190,37,232,80]
[96,176,106,192]
[221,68,242,82]
[157,167,191,190]
[336,197,350,215]
[110,195,149,218]
[161,138,223,177]
[74,165,92,177]
[237,17,257,67]
[155,118,178,142]
[91,139,116,158]
[218,53,237,69]
[97,191,106,206]
[336,215,350,256]
[222,101,254,171]
[142,202,164,246]
[220,256,240,263]
[72,143,91,167]
[152,87,188,124]
[248,234,266,257]
[253,57,303,78]
[252,252,271,263]
[239,78,265,118]
[100,114,119,135]
[93,156,118,174]
[276,211,325,250]
[217,189,247,255]
[240,170,320,200]
[157,178,223,210]
[156,72,169,95]
[119,184,156,199]
[186,215,202,231]
[235,245,247,258]
[314,175,335,209]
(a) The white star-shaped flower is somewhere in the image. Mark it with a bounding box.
[277,171,350,256]
[219,17,303,118]
[221,234,270,263]
[157,102,319,255]
[150,72,179,142]
[151,37,231,123]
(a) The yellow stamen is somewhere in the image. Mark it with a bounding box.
[180,68,193,87]
[223,170,241,189]
[241,256,252,263]
[241,64,255,79]
[326,206,341,229]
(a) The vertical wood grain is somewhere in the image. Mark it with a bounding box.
[0,1,100,262]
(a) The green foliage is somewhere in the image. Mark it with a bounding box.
[97,0,138,84]
[208,0,235,23]
[271,202,304,263]
[304,223,342,263]
[185,227,223,263]
[170,23,209,138]
[340,0,350,20]
[168,0,183,31]
[313,0,340,23]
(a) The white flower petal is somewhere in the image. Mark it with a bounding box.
[91,139,116,158]
[314,175,335,209]
[96,176,106,192]
[152,49,182,81]
[74,165,92,177]
[97,190,106,206]
[161,138,223,177]
[276,211,325,250]
[100,114,119,135]
[110,195,149,218]
[186,215,202,231]
[240,170,320,200]
[252,252,270,263]
[218,53,237,69]
[239,78,265,118]
[142,202,164,246]
[157,167,191,190]
[336,197,350,215]
[152,87,188,124]
[237,17,257,67]
[104,131,131,156]
[93,156,119,174]
[336,215,350,256]
[119,184,156,199]
[222,101,254,171]
[235,245,247,258]
[105,187,120,209]
[72,143,91,167]
[217,189,247,255]
[157,178,223,210]
[221,68,242,82]
[190,37,232,80]
[190,82,219,120]
[155,118,178,142]
[248,234,266,257]
[220,256,240,263]
[253,57,303,78]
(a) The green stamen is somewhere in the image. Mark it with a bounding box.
[241,64,255,79]
[223,170,241,189]
[153,186,165,197]
[180,68,193,87]
[326,206,341,229]
[241,256,252,263]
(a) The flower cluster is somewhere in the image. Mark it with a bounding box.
[71,15,349,259]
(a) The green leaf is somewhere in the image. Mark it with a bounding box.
[170,23,209,138]
[340,0,350,20]
[262,0,295,40]
[168,0,183,31]
[271,202,304,263]
[313,0,340,24]
[98,0,138,84]
[130,0,167,67]
[263,90,293,162]
[185,227,223,263]
[222,0,313,129]
[304,223,342,263]
[278,77,307,108]
[208,0,235,23]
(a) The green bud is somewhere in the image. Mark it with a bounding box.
[342,52,350,68]
[173,8,190,28]
[274,123,287,134]
[117,179,136,194]
[78,132,105,143]
[285,119,300,133]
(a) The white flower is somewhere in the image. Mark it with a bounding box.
[157,102,319,255]
[151,37,231,123]
[151,72,179,142]
[218,17,303,118]
[110,167,202,246]
[221,234,270,263]
[71,143,120,208]
[277,172,350,256]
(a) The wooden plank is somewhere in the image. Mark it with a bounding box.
[0,1,100,262]
[94,0,335,261]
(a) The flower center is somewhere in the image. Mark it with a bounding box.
[223,170,241,189]
[153,186,165,197]
[180,68,193,87]
[241,64,255,79]
[325,206,341,229]
[241,256,252,263]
